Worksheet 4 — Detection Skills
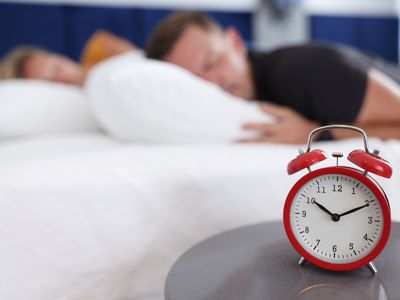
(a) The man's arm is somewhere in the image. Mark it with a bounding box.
[331,122,400,140]
[331,69,400,140]
[239,103,319,144]
[352,69,400,124]
[241,68,400,143]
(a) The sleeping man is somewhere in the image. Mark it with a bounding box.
[146,12,400,143]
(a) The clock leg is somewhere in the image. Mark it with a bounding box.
[298,256,307,266]
[366,261,378,275]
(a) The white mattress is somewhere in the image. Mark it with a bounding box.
[1,134,400,300]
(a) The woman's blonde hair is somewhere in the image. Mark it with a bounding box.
[0,46,44,80]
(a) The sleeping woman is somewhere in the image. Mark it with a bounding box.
[0,30,136,86]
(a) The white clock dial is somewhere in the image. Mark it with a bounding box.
[290,174,384,264]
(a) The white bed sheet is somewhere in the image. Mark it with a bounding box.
[1,134,399,300]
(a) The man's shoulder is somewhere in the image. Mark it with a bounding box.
[250,43,345,64]
[250,42,360,79]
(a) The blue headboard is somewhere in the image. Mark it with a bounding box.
[1,2,398,64]
[311,15,398,63]
[0,2,253,60]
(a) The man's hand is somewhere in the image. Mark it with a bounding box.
[239,103,319,144]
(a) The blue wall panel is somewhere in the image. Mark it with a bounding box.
[67,6,139,60]
[208,11,252,42]
[0,3,67,57]
[0,3,252,61]
[141,8,174,46]
[311,15,399,63]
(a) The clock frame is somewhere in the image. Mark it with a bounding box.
[284,166,391,272]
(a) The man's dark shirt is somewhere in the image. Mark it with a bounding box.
[249,43,400,124]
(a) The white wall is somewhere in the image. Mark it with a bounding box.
[252,1,308,51]
[252,0,399,51]
[304,0,397,16]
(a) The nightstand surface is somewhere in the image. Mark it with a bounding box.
[165,221,399,300]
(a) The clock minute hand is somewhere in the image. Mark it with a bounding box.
[313,201,334,216]
[339,203,370,218]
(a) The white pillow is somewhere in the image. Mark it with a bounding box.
[86,56,274,143]
[0,80,99,139]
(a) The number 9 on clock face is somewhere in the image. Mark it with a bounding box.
[283,167,391,271]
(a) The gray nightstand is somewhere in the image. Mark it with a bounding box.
[165,221,400,300]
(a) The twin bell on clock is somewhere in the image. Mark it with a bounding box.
[283,125,392,274]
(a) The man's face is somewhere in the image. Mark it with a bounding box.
[23,52,84,85]
[164,25,255,99]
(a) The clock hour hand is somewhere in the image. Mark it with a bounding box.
[339,203,370,218]
[313,201,334,216]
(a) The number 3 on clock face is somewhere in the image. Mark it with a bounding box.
[284,167,391,272]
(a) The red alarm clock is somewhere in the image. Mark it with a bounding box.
[283,125,392,274]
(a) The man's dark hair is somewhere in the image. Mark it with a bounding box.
[146,12,222,60]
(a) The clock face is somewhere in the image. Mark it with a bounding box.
[284,167,390,270]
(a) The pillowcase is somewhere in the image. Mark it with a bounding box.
[0,80,99,139]
[86,56,273,143]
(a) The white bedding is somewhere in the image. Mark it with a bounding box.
[1,134,400,300]
[86,56,273,143]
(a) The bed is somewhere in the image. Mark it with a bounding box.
[1,49,399,299]
[1,131,400,300]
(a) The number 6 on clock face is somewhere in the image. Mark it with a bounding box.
[284,166,391,272]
